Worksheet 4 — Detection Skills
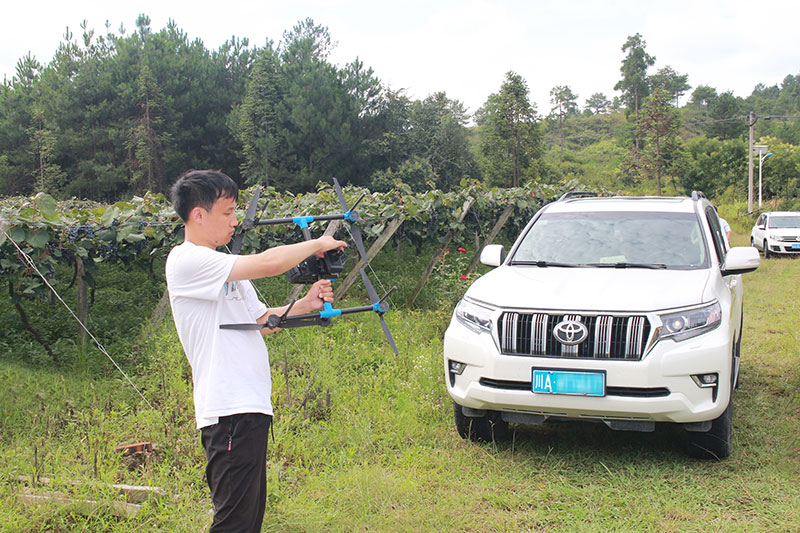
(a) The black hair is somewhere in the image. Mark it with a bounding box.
[170,169,239,222]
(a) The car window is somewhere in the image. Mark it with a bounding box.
[512,211,708,268]
[767,215,800,228]
[704,206,728,263]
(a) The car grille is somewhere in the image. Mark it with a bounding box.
[498,312,651,360]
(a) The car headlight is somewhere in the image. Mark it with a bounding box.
[657,302,722,342]
[455,298,494,334]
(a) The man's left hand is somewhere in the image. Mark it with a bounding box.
[304,279,334,310]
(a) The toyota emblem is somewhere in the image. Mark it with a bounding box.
[553,320,588,345]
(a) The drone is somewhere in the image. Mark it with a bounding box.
[219,178,398,356]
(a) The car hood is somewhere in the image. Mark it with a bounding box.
[764,227,800,237]
[466,266,713,313]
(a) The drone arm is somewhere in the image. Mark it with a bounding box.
[227,238,338,282]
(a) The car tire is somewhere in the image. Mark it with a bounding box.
[763,240,771,258]
[453,402,509,443]
[686,397,733,460]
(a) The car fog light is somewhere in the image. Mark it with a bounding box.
[691,373,718,388]
[448,360,466,388]
[449,360,466,375]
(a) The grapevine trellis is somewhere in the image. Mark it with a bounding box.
[0,179,592,360]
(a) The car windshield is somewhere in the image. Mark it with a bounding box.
[767,215,800,229]
[512,211,708,269]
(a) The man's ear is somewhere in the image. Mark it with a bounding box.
[188,206,206,224]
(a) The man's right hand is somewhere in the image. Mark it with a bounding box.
[229,236,346,282]
[314,235,347,257]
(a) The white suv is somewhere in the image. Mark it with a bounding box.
[444,192,761,459]
[750,211,800,258]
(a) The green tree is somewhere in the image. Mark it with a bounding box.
[363,89,412,175]
[680,136,746,197]
[707,91,744,140]
[691,85,718,108]
[127,63,170,193]
[0,63,37,194]
[408,92,476,190]
[476,71,542,187]
[584,92,611,115]
[370,156,437,192]
[276,18,358,191]
[649,66,691,106]
[614,33,655,122]
[27,109,65,193]
[549,85,579,158]
[756,137,800,201]
[233,44,285,186]
[627,89,682,195]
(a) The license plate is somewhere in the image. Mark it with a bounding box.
[792,243,800,250]
[532,369,605,397]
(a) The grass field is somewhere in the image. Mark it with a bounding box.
[0,234,798,532]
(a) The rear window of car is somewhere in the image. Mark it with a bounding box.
[512,211,709,269]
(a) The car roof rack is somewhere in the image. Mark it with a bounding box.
[691,191,706,201]
[558,191,598,201]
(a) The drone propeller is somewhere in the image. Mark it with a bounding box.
[230,186,262,255]
[333,178,399,355]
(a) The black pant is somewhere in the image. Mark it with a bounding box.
[200,413,272,533]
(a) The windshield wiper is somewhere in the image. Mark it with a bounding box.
[512,260,579,267]
[585,262,667,269]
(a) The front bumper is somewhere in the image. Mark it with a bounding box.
[443,316,734,425]
[766,240,800,254]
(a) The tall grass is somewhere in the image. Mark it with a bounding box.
[1,235,798,531]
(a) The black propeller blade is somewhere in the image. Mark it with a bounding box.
[230,187,262,255]
[333,178,399,355]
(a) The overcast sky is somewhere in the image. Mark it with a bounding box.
[3,0,799,115]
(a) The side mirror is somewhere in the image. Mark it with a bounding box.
[721,246,760,276]
[758,224,766,230]
[480,244,506,267]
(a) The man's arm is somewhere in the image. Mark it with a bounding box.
[227,236,346,282]
[254,279,334,335]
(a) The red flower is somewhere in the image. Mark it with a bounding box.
[460,275,467,280]
[457,247,466,253]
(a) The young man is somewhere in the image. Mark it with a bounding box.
[166,169,346,532]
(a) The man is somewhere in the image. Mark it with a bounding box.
[719,217,732,243]
[165,169,346,532]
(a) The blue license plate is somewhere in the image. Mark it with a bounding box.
[792,243,800,250]
[532,369,605,396]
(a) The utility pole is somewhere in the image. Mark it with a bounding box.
[748,111,756,213]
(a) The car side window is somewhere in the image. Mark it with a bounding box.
[758,214,766,227]
[705,206,727,263]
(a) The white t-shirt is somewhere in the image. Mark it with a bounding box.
[165,241,272,429]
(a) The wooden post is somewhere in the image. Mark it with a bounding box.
[465,203,515,274]
[407,197,474,306]
[333,216,405,301]
[76,256,88,351]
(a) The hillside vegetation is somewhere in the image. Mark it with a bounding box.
[1,18,798,209]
